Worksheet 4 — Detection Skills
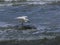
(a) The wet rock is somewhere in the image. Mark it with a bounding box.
[14,25,37,30]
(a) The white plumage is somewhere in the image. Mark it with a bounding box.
[16,16,29,22]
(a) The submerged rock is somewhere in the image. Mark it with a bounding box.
[14,25,37,30]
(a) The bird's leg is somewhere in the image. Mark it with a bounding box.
[21,22,24,29]
[21,22,23,27]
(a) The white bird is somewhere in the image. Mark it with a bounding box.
[16,16,29,26]
[16,16,29,22]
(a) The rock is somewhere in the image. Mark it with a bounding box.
[14,25,37,30]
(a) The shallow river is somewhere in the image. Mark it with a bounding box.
[0,3,60,41]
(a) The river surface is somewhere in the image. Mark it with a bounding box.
[0,2,60,41]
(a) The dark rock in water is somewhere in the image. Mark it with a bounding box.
[22,25,36,29]
[14,25,36,30]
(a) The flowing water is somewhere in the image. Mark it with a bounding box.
[0,1,60,41]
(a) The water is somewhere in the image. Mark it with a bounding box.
[0,2,60,41]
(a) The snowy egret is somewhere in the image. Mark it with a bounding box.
[16,16,29,26]
[15,16,37,30]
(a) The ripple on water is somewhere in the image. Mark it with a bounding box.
[0,29,41,41]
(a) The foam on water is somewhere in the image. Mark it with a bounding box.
[0,22,14,27]
[0,22,8,27]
